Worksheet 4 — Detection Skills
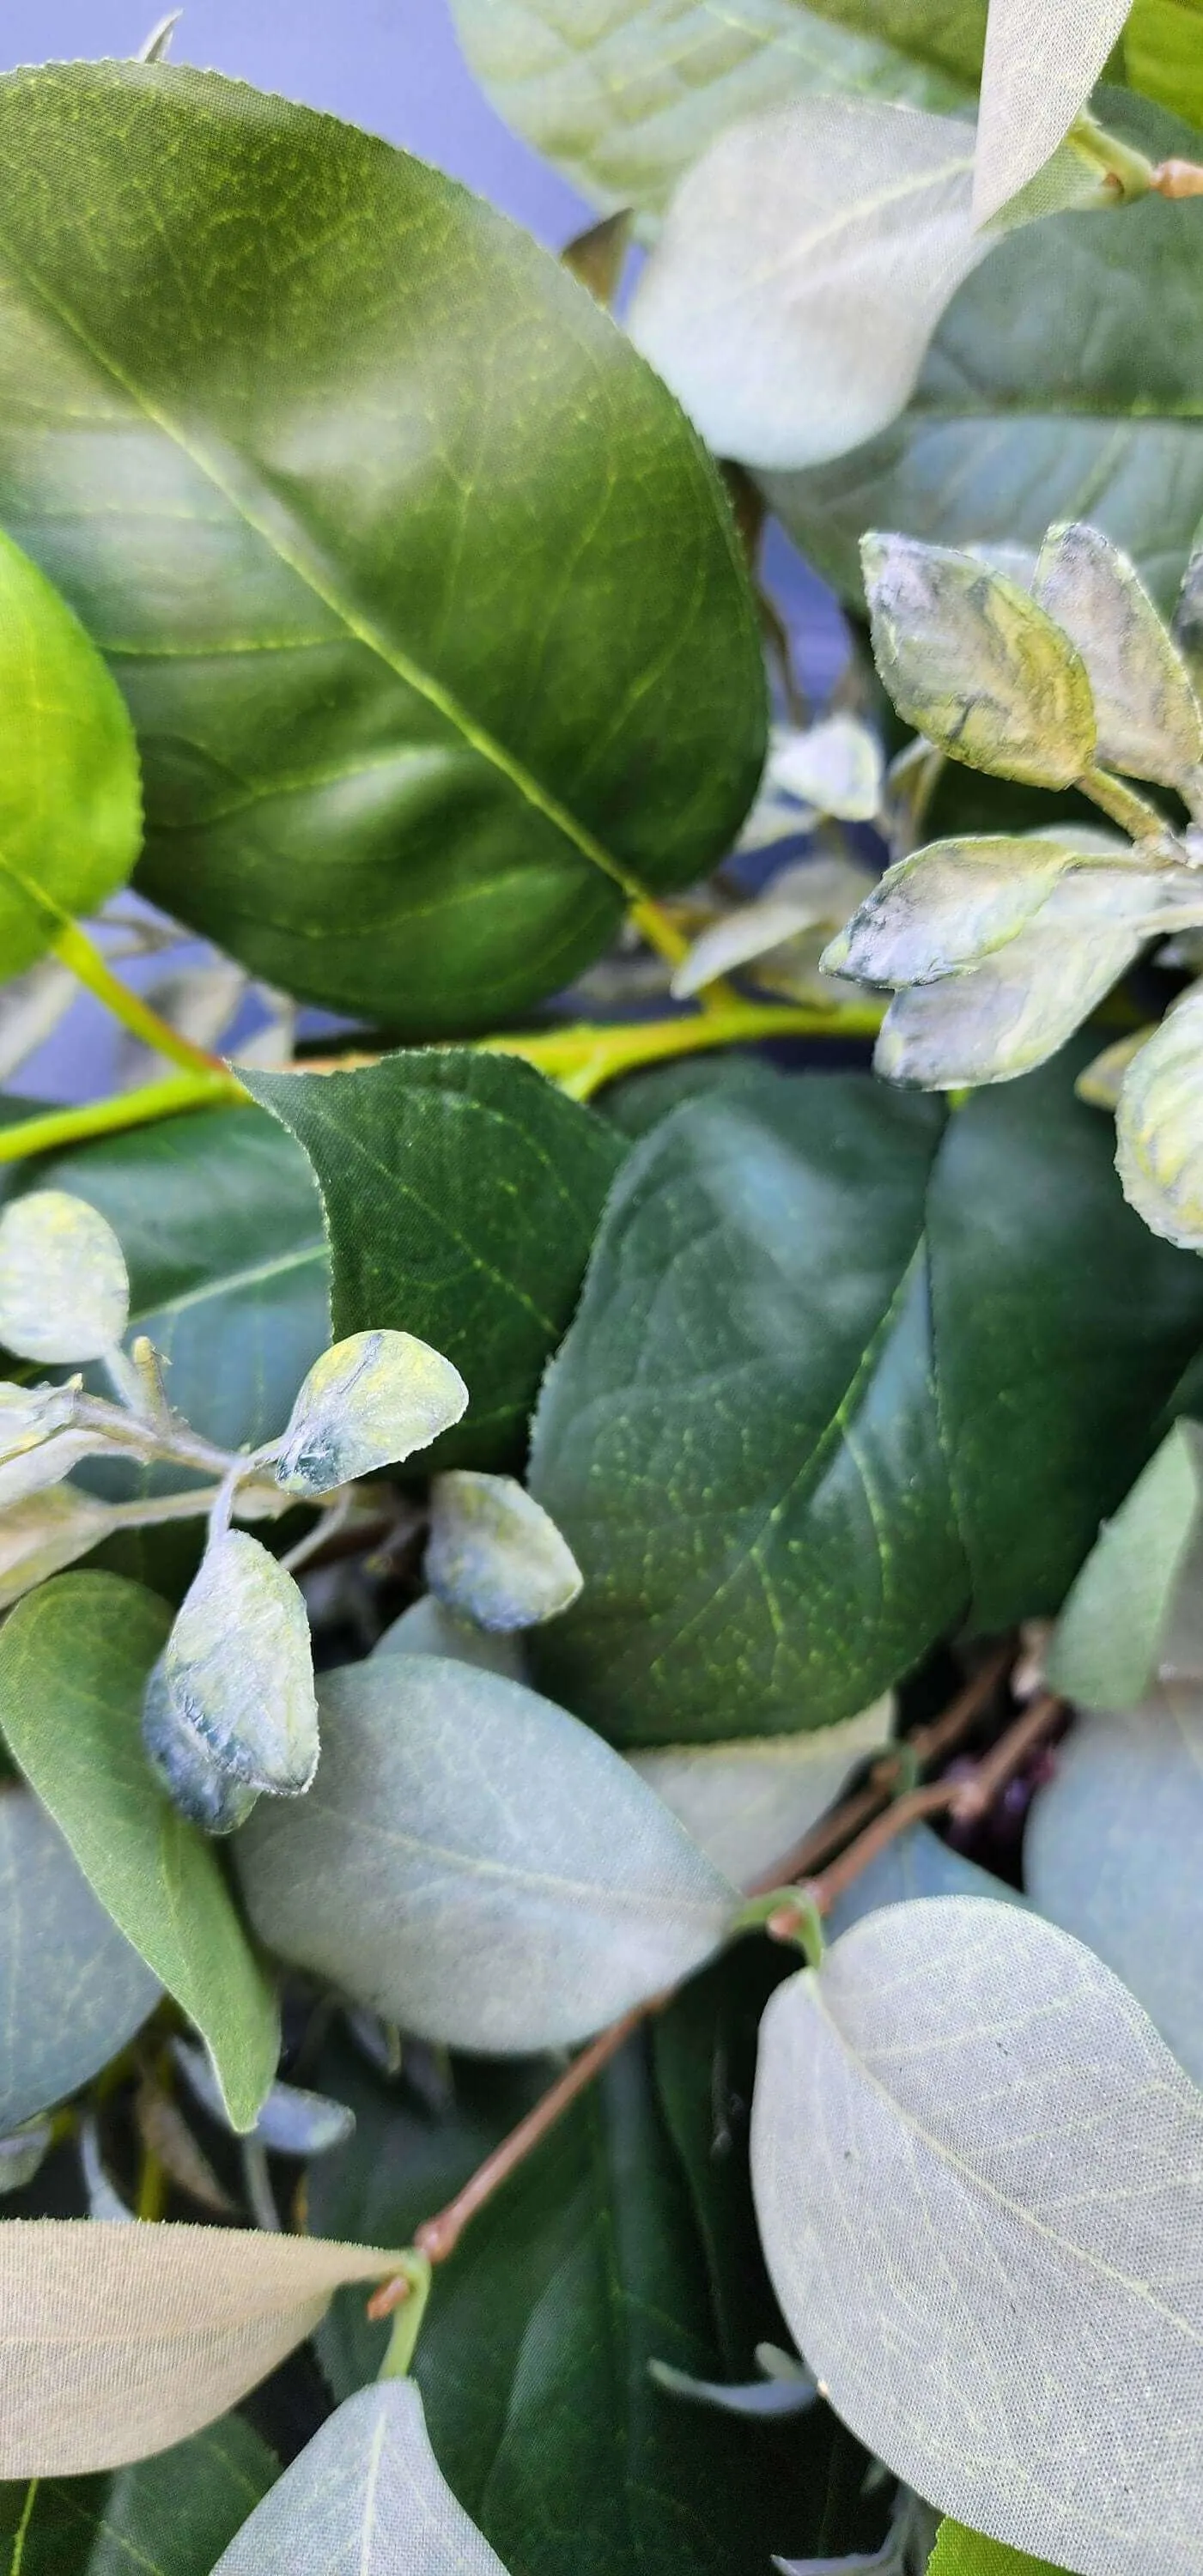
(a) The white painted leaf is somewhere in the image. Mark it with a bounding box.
[974,0,1135,223]
[874,917,1139,1087]
[236,1654,738,2052]
[212,2378,508,2573]
[275,1329,468,1498]
[0,2219,402,2476]
[650,2358,818,2418]
[371,1590,526,1681]
[1027,1685,1203,2092]
[172,2035,355,2154]
[752,1893,1203,2576]
[863,535,1097,789]
[0,1485,116,1611]
[629,99,982,471]
[150,1531,318,1801]
[1048,1419,1203,1707]
[425,1471,582,1631]
[143,1665,262,1835]
[629,1697,890,1886]
[0,1189,129,1364]
[1115,981,1203,1249]
[1033,522,1203,788]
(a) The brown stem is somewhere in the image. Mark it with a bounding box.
[1151,159,1203,197]
[945,1689,1064,1824]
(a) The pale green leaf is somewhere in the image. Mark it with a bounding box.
[236,1654,738,2052]
[1033,520,1203,787]
[974,0,1136,221]
[0,1190,129,1364]
[0,1487,118,1612]
[927,2519,1073,2576]
[1115,981,1203,1246]
[425,1472,583,1631]
[212,2379,508,2573]
[863,535,1097,787]
[1048,1419,1203,1705]
[275,1330,468,1498]
[824,1818,1026,1936]
[874,917,1141,1085]
[629,1698,890,1887]
[151,1532,318,1801]
[0,1785,161,2129]
[371,1592,526,1681]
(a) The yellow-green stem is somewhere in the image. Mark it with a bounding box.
[0,1068,245,1164]
[478,996,885,1099]
[52,920,228,1078]
[628,896,735,1013]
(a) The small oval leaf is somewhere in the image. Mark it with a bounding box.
[629,1698,890,1887]
[1033,521,1203,789]
[862,535,1097,790]
[274,1329,468,1498]
[212,2378,508,2573]
[425,1471,583,1631]
[0,1191,129,1364]
[370,1591,526,1681]
[874,920,1141,1088]
[152,1532,318,1799]
[1115,982,1203,1249]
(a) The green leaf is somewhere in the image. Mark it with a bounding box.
[862,537,1097,789]
[927,2519,1074,2576]
[0,62,763,1032]
[765,96,1203,616]
[0,2414,279,2576]
[752,1893,1203,2575]
[0,528,141,984]
[1115,981,1203,1249]
[1027,1681,1203,2089]
[211,2382,506,2575]
[244,1051,623,1472]
[236,1654,738,2050]
[1123,0,1203,125]
[0,1572,278,2130]
[1047,1419,1203,1705]
[529,1055,1203,1739]
[0,1784,161,2129]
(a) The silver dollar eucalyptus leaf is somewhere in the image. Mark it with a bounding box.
[1048,1420,1203,1709]
[0,1189,129,1364]
[211,2378,508,2574]
[370,1591,526,1681]
[147,1532,318,1805]
[862,534,1097,790]
[0,1787,160,2131]
[1033,522,1203,790]
[173,2035,355,2155]
[237,1655,738,2053]
[874,918,1142,1088]
[1115,982,1203,1249]
[425,1470,583,1631]
[274,1329,468,1498]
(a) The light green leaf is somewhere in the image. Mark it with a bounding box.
[873,917,1145,1086]
[0,1486,119,1611]
[1124,0,1203,119]
[149,1532,318,1804]
[236,1654,738,2052]
[275,1330,468,1498]
[863,535,1097,787]
[425,1471,583,1631]
[927,2520,1073,2576]
[1027,1683,1203,2089]
[0,1572,278,2130]
[825,834,1198,988]
[674,858,876,1000]
[752,1893,1203,2576]
[0,2414,280,2576]
[0,62,763,1031]
[1033,519,1203,787]
[0,1191,129,1365]
[244,1051,623,1473]
[371,1592,527,1681]
[0,529,141,984]
[1115,979,1203,1246]
[1047,1419,1203,1705]
[212,2379,508,2574]
[629,1698,890,1886]
[974,0,1135,222]
[0,1784,160,2130]
[824,1818,1026,1937]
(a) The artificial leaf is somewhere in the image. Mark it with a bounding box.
[424,1471,583,1630]
[142,1672,262,1839]
[974,0,1134,222]
[927,2521,1072,2576]
[0,2219,400,2476]
[1115,981,1203,1246]
[1076,1025,1153,1107]
[237,1653,738,2051]
[0,528,141,984]
[1123,0,1203,123]
[872,916,1144,1086]
[675,859,877,1001]
[0,62,763,1031]
[173,2038,355,2156]
[1026,1682,1203,2088]
[0,960,77,1084]
[0,2413,280,2576]
[0,1784,161,2131]
[769,719,885,821]
[650,2360,818,2417]
[1047,1419,1203,1704]
[371,1592,527,1681]
[629,1699,890,1887]
[211,2379,507,2573]
[274,1329,468,1497]
[824,1819,1026,1936]
[149,1532,318,1801]
[824,832,1200,988]
[245,1050,623,1471]
[0,1572,278,2130]
[0,1190,129,1364]
[0,1485,120,1611]
[862,535,1097,787]
[752,1892,1203,2576]
[629,99,981,472]
[1033,520,1203,786]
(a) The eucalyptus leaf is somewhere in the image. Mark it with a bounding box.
[650,2359,819,2418]
[1047,1419,1203,1705]
[0,63,763,1030]
[0,1191,129,1365]
[629,1700,890,1887]
[974,0,1135,221]
[371,1592,527,1681]
[244,1050,623,1472]
[676,860,876,1001]
[752,1893,1203,2576]
[769,720,885,822]
[0,2218,401,2476]
[236,1655,738,2052]
[0,2413,280,2576]
[862,536,1097,788]
[173,2035,355,2155]
[154,1531,318,1807]
[0,1785,161,2132]
[1115,981,1203,1247]
[212,2379,508,2574]
[0,1572,278,2131]
[425,1472,583,1631]
[1032,520,1203,787]
[275,1330,468,1498]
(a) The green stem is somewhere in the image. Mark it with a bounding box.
[51,920,228,1078]
[374,2251,434,2378]
[1078,767,1169,842]
[0,1069,245,1165]
[477,996,884,1100]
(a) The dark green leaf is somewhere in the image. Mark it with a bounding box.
[245,1051,623,1471]
[0,62,763,1031]
[0,2414,279,2576]
[530,1055,1203,1741]
[1047,1419,1203,1707]
[0,1784,161,2131]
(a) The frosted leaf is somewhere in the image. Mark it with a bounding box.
[874,919,1141,1088]
[1048,1419,1203,1708]
[674,856,876,1000]
[142,1661,261,1837]
[212,2379,508,2573]
[629,1697,890,1887]
[149,1532,318,1801]
[0,1191,129,1364]
[275,1328,468,1498]
[827,836,1203,992]
[1033,523,1203,789]
[425,1471,582,1631]
[1115,982,1203,1249]
[863,535,1097,790]
[0,1487,115,1612]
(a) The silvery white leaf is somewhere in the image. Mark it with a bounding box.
[0,960,77,1083]
[1048,1420,1203,1709]
[752,1893,1203,2576]
[825,1820,1027,1941]
[0,2121,52,2196]
[0,1190,129,1364]
[673,855,877,1001]
[79,2112,134,2222]
[275,1329,467,1497]
[149,1532,318,1798]
[863,535,1097,791]
[1033,522,1203,790]
[649,2357,819,2417]
[629,1697,890,1888]
[237,1655,738,2054]
[172,2037,355,2155]
[770,718,884,823]
[629,98,982,471]
[0,1486,116,1612]
[828,836,1203,993]
[974,0,1139,224]
[875,919,1139,1089]
[1115,982,1203,1249]
[425,1471,582,1631]
[212,2379,507,2574]
[371,1591,526,1682]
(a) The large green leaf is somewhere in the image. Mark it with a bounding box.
[0,2414,279,2575]
[765,97,1203,614]
[0,1573,279,2130]
[530,1054,1203,1742]
[0,1784,161,2132]
[0,528,141,982]
[310,2032,872,2576]
[0,62,763,1031]
[1123,0,1203,125]
[244,1051,622,1471]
